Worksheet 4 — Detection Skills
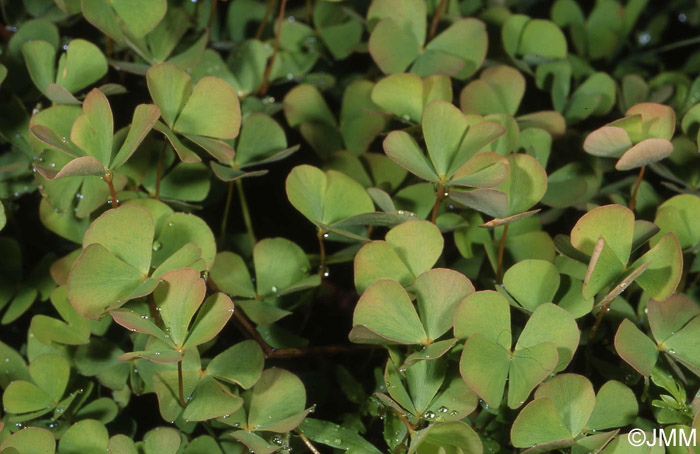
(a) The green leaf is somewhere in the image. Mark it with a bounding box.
[71,89,113,167]
[4,380,54,413]
[615,138,673,171]
[516,303,579,372]
[459,333,511,408]
[22,40,56,94]
[571,204,634,263]
[58,420,108,454]
[68,243,153,319]
[144,427,181,454]
[350,279,428,345]
[368,18,420,74]
[517,18,568,61]
[56,39,108,94]
[587,381,638,431]
[582,237,626,300]
[111,104,161,169]
[30,286,90,345]
[372,73,451,123]
[299,418,383,454]
[207,340,264,389]
[254,238,314,297]
[496,153,548,218]
[246,368,308,432]
[413,268,474,341]
[512,399,575,449]
[632,232,683,300]
[652,194,700,249]
[111,0,166,37]
[503,259,560,311]
[210,252,255,298]
[461,65,525,116]
[454,290,511,348]
[181,375,243,421]
[0,428,55,454]
[409,421,483,454]
[173,77,241,140]
[383,131,439,182]
[153,268,206,347]
[422,101,469,177]
[614,319,658,376]
[185,292,234,348]
[228,432,277,454]
[286,165,374,227]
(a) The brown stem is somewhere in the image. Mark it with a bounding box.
[177,359,186,408]
[105,37,113,59]
[590,302,611,340]
[305,0,312,24]
[430,182,444,224]
[154,141,166,200]
[218,180,235,247]
[148,294,164,328]
[208,0,219,29]
[231,309,274,356]
[0,24,12,41]
[386,407,415,454]
[104,173,118,207]
[296,428,321,454]
[255,0,276,39]
[317,228,326,275]
[257,0,287,96]
[268,344,376,359]
[496,224,509,283]
[629,165,645,211]
[428,0,447,40]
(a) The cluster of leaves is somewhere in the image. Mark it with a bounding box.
[2,0,700,453]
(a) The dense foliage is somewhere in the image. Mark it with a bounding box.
[2,0,700,453]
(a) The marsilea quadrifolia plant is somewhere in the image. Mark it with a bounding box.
[2,0,700,453]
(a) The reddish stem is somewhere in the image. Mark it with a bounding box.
[257,0,287,96]
[429,0,447,40]
[104,173,118,207]
[629,165,645,211]
[430,182,444,224]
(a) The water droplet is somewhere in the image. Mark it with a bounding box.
[271,286,278,293]
[424,410,435,419]
[168,221,174,227]
[152,240,162,251]
[438,406,448,413]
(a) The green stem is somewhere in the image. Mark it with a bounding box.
[317,228,326,275]
[496,224,509,284]
[154,141,166,201]
[178,359,186,408]
[219,180,235,247]
[622,35,700,65]
[236,179,256,250]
